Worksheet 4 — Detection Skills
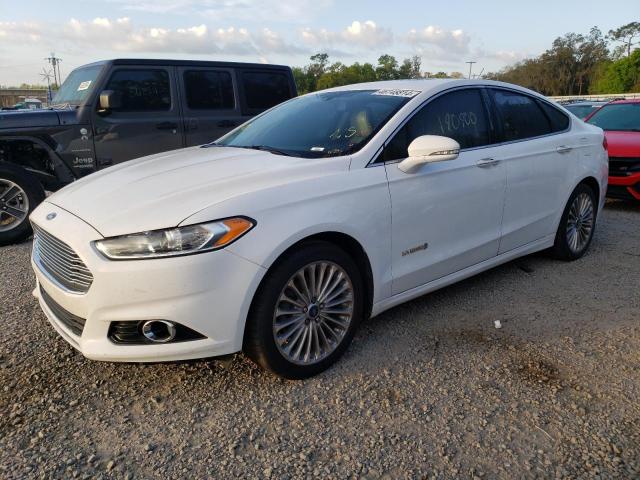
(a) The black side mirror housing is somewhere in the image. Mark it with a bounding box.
[99,90,121,111]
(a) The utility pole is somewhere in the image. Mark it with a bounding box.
[45,53,62,87]
[40,68,53,103]
[466,61,476,79]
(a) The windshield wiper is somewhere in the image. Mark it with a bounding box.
[242,145,293,156]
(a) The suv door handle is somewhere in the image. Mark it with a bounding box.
[217,120,237,128]
[476,158,501,168]
[156,121,178,130]
[556,145,573,154]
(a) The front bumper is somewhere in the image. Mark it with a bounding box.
[608,173,640,200]
[30,203,266,362]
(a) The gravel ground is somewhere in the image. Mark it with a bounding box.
[1,200,639,479]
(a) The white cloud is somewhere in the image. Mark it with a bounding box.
[300,20,393,50]
[406,26,471,55]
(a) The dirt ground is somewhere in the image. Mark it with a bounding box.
[1,200,639,479]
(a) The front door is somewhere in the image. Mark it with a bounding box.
[382,88,506,294]
[92,66,184,168]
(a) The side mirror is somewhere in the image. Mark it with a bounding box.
[398,135,460,174]
[98,90,121,111]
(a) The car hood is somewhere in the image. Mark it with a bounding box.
[46,146,332,237]
[0,108,62,129]
[604,130,640,157]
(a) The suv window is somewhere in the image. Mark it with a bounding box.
[383,88,492,161]
[242,71,291,110]
[105,69,171,112]
[491,89,551,141]
[538,101,570,132]
[184,70,234,110]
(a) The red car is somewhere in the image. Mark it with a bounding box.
[586,99,640,201]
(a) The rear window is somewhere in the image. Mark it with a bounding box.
[538,101,569,132]
[184,70,235,110]
[105,69,171,112]
[242,71,291,110]
[491,89,551,141]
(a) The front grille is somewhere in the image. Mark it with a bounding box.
[40,286,86,336]
[609,157,640,177]
[32,224,93,294]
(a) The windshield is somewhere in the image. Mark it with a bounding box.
[216,90,412,158]
[587,103,640,131]
[51,65,103,107]
[565,104,598,119]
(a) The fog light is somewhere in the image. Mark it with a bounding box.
[141,320,176,343]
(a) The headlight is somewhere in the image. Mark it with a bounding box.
[94,217,255,260]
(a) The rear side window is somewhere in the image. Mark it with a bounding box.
[105,69,171,112]
[384,88,492,161]
[538,101,570,132]
[491,89,551,141]
[184,70,235,110]
[242,71,291,110]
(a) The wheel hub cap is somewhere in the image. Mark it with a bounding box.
[0,180,29,232]
[273,261,354,365]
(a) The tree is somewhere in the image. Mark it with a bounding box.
[608,22,640,58]
[591,49,640,93]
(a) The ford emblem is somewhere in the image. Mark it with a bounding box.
[46,212,57,221]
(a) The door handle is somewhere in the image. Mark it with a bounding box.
[217,119,237,128]
[556,145,573,154]
[156,121,179,130]
[476,158,501,168]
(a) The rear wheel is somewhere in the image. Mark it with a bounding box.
[0,164,45,246]
[244,241,364,379]
[551,183,597,261]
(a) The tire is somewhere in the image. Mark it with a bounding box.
[244,241,364,379]
[0,163,45,246]
[551,183,597,261]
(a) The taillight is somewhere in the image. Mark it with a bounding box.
[603,137,608,151]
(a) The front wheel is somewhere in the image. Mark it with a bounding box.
[244,241,364,379]
[0,164,45,246]
[551,183,597,261]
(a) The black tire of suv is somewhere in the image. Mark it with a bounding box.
[0,163,45,246]
[551,183,597,261]
[244,241,364,379]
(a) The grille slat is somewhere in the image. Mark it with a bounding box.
[32,224,93,294]
[40,286,86,336]
[609,157,640,177]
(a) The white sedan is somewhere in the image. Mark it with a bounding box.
[30,80,608,379]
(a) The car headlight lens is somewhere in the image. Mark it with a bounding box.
[94,217,254,260]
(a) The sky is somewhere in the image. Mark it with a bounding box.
[0,0,636,85]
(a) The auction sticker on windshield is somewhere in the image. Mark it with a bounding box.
[372,89,421,97]
[77,81,92,91]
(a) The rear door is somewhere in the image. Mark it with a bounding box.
[178,66,241,146]
[92,66,184,167]
[487,88,573,253]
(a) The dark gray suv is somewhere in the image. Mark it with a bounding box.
[0,58,297,244]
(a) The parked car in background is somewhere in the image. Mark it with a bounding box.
[586,99,640,201]
[30,79,607,379]
[0,59,297,245]
[563,100,608,120]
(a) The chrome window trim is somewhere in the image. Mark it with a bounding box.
[367,84,573,167]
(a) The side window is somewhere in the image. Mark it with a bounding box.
[537,100,570,133]
[104,69,171,112]
[184,70,234,110]
[491,89,551,141]
[242,71,290,110]
[383,89,492,161]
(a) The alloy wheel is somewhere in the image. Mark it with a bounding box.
[273,261,354,365]
[566,192,594,254]
[0,179,29,233]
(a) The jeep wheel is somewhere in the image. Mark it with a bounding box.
[0,164,45,246]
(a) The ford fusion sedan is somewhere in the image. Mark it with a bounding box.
[30,80,607,379]
[586,99,640,201]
